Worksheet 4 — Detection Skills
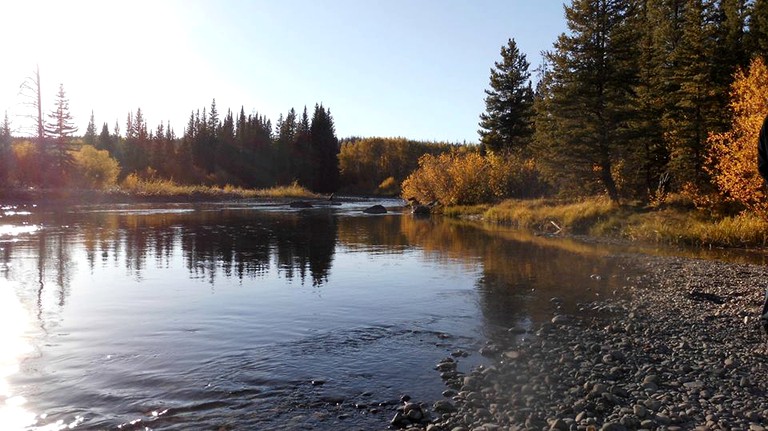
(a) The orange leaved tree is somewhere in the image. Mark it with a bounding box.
[706,57,768,216]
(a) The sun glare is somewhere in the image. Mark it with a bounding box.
[0,284,36,430]
[1,0,206,134]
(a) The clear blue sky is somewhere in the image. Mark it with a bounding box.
[1,1,568,143]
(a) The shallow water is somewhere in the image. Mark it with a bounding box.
[0,201,648,430]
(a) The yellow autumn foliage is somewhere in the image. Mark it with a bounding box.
[401,150,544,206]
[706,57,768,216]
[71,145,121,189]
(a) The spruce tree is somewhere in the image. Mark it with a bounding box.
[84,111,97,147]
[748,0,768,59]
[274,108,297,183]
[309,104,339,193]
[478,38,534,154]
[294,107,312,186]
[625,0,670,198]
[0,112,11,185]
[664,0,720,190]
[97,122,112,153]
[44,83,78,186]
[532,0,636,201]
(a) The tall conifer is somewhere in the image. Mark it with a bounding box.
[478,38,534,154]
[533,0,636,201]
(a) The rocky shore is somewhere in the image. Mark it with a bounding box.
[392,254,768,431]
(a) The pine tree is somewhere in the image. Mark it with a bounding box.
[748,0,768,59]
[294,106,312,186]
[664,0,721,190]
[309,104,340,193]
[532,0,637,201]
[44,83,78,186]
[478,38,534,154]
[84,111,97,147]
[97,122,112,153]
[122,108,149,174]
[628,0,678,199]
[0,112,11,185]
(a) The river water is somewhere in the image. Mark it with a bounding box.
[0,200,655,430]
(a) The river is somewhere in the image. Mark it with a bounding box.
[0,200,659,430]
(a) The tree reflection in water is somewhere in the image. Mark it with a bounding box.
[0,207,340,331]
[1,205,639,333]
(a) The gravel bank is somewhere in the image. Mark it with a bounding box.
[401,254,768,431]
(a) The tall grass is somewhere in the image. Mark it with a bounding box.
[452,196,768,248]
[625,210,768,247]
[482,197,620,234]
[120,175,317,199]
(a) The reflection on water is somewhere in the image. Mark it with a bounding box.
[0,283,35,429]
[0,202,762,430]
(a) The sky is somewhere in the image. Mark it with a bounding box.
[0,1,568,143]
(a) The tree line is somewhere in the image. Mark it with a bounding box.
[468,0,768,206]
[0,77,457,195]
[7,0,764,207]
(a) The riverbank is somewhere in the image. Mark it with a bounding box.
[443,197,768,249]
[403,252,768,431]
[0,184,321,207]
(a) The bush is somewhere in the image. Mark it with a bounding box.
[401,150,546,205]
[71,145,121,189]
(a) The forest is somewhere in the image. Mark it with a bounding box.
[2,0,768,219]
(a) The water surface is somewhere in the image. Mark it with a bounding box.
[0,201,658,430]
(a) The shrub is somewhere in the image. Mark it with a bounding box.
[401,150,545,205]
[71,145,121,189]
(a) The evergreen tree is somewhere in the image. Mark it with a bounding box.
[84,111,97,147]
[44,83,78,186]
[0,112,11,185]
[309,104,340,193]
[294,106,313,186]
[478,38,535,154]
[748,0,768,60]
[532,0,637,201]
[664,0,721,189]
[275,108,297,183]
[628,0,677,199]
[122,108,149,174]
[97,122,112,153]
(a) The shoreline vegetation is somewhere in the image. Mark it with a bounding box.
[0,181,320,206]
[4,184,768,251]
[442,196,768,250]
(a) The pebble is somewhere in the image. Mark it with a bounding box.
[411,255,768,431]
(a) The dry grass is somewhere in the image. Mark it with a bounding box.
[449,196,768,248]
[120,175,317,200]
[482,197,620,234]
[624,210,768,247]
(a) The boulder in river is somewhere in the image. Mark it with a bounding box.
[363,204,387,214]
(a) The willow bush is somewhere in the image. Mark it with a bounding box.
[401,150,545,206]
